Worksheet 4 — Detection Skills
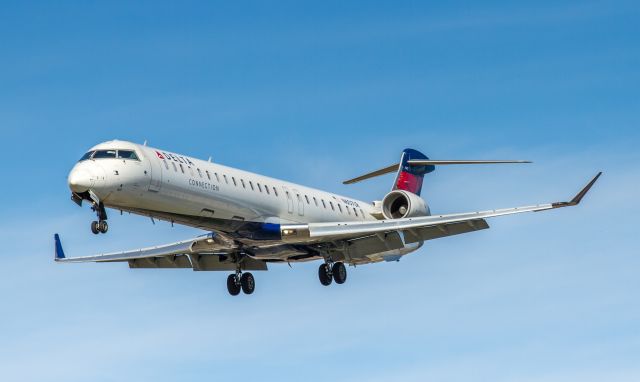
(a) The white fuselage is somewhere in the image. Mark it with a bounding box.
[68,140,379,235]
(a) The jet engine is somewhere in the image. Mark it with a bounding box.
[381,190,430,219]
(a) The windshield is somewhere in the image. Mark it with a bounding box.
[78,149,141,161]
[117,150,139,160]
[78,151,95,162]
[93,150,117,159]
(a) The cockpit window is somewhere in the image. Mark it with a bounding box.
[117,150,139,160]
[93,150,117,159]
[79,151,95,162]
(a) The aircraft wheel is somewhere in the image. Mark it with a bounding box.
[332,262,347,284]
[318,263,332,286]
[98,221,109,234]
[227,274,241,296]
[91,221,100,235]
[241,272,255,295]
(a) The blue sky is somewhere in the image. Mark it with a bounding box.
[0,1,638,381]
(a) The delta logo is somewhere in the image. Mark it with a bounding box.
[155,150,195,166]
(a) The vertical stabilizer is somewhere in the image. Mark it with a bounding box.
[392,149,434,196]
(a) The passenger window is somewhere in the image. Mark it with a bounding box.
[163,160,169,170]
[305,195,310,204]
[179,164,185,173]
[249,181,254,191]
[206,171,211,180]
[172,162,177,172]
[338,204,343,213]
[313,197,318,206]
[346,206,351,215]
[329,201,334,211]
[93,150,117,159]
[189,167,194,176]
[223,175,228,184]
[241,179,246,188]
[354,208,358,217]
[322,200,327,209]
[197,168,203,178]
[232,177,237,186]
[117,150,139,160]
[360,209,365,217]
[215,173,220,182]
[257,183,262,192]
[273,187,278,197]
[265,186,270,195]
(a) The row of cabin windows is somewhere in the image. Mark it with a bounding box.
[295,192,364,218]
[162,159,365,218]
[162,160,279,197]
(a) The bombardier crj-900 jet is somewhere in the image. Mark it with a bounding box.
[55,140,601,296]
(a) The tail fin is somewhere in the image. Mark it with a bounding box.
[393,149,434,196]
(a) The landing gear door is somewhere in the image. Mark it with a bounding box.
[144,150,163,192]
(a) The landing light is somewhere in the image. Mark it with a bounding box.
[282,229,297,236]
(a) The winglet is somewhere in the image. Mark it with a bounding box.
[552,172,602,209]
[54,234,66,261]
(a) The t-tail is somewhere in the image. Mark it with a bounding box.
[342,149,531,195]
[392,149,434,196]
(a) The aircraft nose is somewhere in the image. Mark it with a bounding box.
[68,169,93,193]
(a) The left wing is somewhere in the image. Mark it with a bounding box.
[282,172,602,244]
[54,232,268,271]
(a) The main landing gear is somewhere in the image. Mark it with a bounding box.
[90,202,108,235]
[227,270,255,296]
[318,261,347,286]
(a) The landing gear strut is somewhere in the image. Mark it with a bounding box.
[90,202,108,234]
[227,269,256,296]
[318,261,347,286]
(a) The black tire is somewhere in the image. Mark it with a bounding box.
[227,274,241,296]
[332,262,347,284]
[98,220,109,234]
[240,272,255,295]
[91,221,100,235]
[318,263,332,286]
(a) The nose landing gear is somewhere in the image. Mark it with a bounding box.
[90,202,108,235]
[91,220,108,234]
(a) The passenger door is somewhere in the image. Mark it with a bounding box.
[144,150,163,192]
[293,189,304,216]
[283,186,294,214]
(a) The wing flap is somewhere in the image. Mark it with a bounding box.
[345,231,405,258]
[402,219,489,244]
[128,255,193,268]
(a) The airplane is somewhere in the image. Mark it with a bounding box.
[54,140,602,296]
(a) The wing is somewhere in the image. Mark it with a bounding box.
[54,232,268,271]
[282,172,602,244]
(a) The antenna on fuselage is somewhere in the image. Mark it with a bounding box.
[143,140,148,146]
[208,156,212,162]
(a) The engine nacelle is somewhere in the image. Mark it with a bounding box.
[382,190,430,219]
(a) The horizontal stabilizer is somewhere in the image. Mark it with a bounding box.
[407,159,531,166]
[343,159,530,185]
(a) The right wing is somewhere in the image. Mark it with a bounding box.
[283,172,602,244]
